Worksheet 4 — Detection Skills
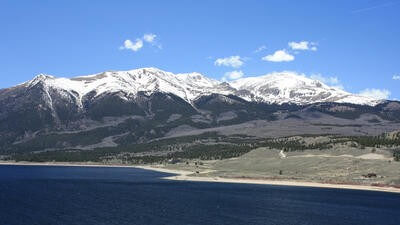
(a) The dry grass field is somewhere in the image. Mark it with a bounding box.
[163,143,400,187]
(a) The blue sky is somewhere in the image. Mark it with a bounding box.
[0,0,399,99]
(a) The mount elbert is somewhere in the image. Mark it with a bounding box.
[1,68,400,153]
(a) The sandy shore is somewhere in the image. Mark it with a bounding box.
[136,165,400,194]
[1,161,400,194]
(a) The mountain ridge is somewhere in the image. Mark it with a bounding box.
[18,67,381,107]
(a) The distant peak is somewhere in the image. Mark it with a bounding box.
[27,74,55,87]
[135,67,167,74]
[33,73,54,80]
[177,72,207,79]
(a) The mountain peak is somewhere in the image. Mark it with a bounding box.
[27,74,55,87]
[233,71,329,89]
[231,71,380,105]
[32,73,55,80]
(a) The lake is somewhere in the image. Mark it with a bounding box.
[0,165,399,225]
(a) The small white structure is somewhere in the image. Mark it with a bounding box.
[279,150,287,159]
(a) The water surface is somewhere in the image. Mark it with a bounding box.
[0,165,399,225]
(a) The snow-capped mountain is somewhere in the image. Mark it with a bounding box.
[25,68,234,107]
[230,72,380,105]
[24,68,381,106]
[2,67,400,153]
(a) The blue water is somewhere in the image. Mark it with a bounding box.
[0,165,399,225]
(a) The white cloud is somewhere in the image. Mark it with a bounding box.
[143,33,156,43]
[288,41,317,51]
[222,70,244,81]
[359,88,391,100]
[120,39,143,52]
[254,45,267,53]
[262,50,294,62]
[393,75,400,80]
[289,41,308,50]
[120,33,161,52]
[214,56,244,68]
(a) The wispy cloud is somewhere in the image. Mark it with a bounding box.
[359,88,391,100]
[120,33,161,52]
[143,33,156,43]
[143,33,162,49]
[288,41,317,51]
[214,56,244,68]
[221,70,244,81]
[262,50,294,62]
[254,45,267,53]
[351,1,399,14]
[393,75,400,80]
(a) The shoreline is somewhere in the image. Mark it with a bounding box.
[1,161,400,194]
[137,165,400,194]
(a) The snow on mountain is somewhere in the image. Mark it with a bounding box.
[24,68,382,107]
[230,71,381,105]
[26,68,233,107]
